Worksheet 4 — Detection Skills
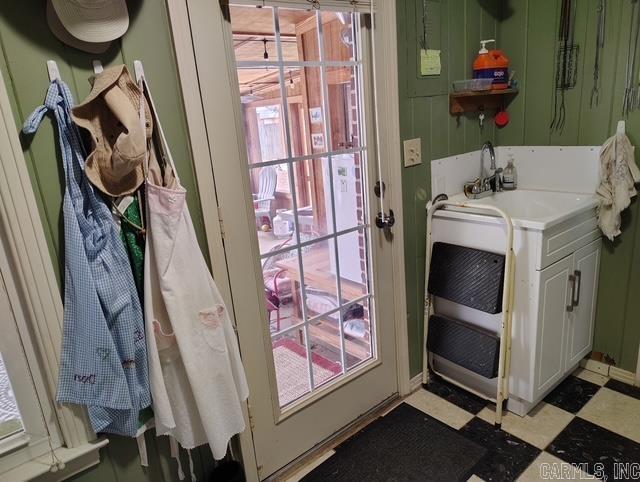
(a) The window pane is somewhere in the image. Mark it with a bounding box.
[331,152,366,231]
[337,229,369,304]
[238,67,287,164]
[321,11,356,62]
[343,298,373,371]
[272,330,310,407]
[230,6,278,61]
[0,353,23,440]
[278,9,319,61]
[291,157,334,241]
[309,319,343,387]
[327,66,362,151]
[302,239,339,316]
[263,247,304,335]
[252,163,296,255]
[286,67,326,158]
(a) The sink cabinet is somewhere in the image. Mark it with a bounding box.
[430,204,601,416]
[536,239,601,398]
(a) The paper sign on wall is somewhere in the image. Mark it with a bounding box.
[420,49,441,76]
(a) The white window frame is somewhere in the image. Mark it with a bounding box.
[0,241,60,470]
[0,67,107,480]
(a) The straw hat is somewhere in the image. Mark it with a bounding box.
[72,65,152,197]
[50,0,129,43]
[47,0,111,54]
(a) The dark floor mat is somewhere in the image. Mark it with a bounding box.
[301,403,487,482]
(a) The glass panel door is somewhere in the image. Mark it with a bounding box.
[230,4,375,409]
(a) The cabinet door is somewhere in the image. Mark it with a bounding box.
[566,239,601,369]
[536,255,572,394]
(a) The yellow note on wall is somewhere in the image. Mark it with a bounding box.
[420,49,441,76]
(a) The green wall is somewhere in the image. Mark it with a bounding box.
[496,0,640,372]
[398,0,640,376]
[397,0,500,376]
[0,1,213,480]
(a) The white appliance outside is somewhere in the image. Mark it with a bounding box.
[324,153,362,283]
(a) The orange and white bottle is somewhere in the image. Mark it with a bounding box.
[473,39,510,90]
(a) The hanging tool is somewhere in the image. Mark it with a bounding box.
[590,0,606,108]
[550,0,579,132]
[623,0,640,116]
[420,0,428,50]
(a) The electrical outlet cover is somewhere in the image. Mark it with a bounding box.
[403,138,422,167]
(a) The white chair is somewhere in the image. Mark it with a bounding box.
[253,166,277,227]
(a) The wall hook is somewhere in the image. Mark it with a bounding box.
[133,60,145,83]
[46,60,61,81]
[92,60,103,74]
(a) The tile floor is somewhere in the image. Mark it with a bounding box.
[285,368,640,481]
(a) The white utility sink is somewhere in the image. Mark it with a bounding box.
[441,189,598,230]
[428,186,601,416]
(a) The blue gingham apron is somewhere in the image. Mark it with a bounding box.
[23,80,151,437]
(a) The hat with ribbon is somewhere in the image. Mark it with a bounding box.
[72,65,152,197]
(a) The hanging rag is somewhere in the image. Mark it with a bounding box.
[23,80,151,437]
[140,75,249,464]
[597,126,640,240]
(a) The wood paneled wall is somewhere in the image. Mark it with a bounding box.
[397,0,500,376]
[0,0,214,480]
[496,0,640,372]
[0,0,208,287]
[398,0,640,376]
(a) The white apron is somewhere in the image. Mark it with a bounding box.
[141,75,249,463]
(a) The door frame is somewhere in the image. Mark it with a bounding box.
[165,1,409,479]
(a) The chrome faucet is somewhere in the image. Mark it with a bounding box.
[464,141,503,198]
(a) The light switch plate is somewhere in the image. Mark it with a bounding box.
[403,138,422,167]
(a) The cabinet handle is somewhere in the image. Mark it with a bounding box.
[567,274,576,312]
[573,270,582,307]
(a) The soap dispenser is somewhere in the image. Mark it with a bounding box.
[473,39,510,90]
[502,156,517,190]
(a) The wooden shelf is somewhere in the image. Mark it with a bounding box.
[449,88,518,115]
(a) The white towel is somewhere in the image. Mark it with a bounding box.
[597,128,640,240]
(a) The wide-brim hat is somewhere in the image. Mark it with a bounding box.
[47,0,111,54]
[51,0,129,43]
[72,65,152,198]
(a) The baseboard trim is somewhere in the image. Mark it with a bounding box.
[580,359,638,387]
[580,358,610,376]
[410,373,423,392]
[609,366,637,386]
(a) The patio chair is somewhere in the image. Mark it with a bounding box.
[253,166,277,227]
